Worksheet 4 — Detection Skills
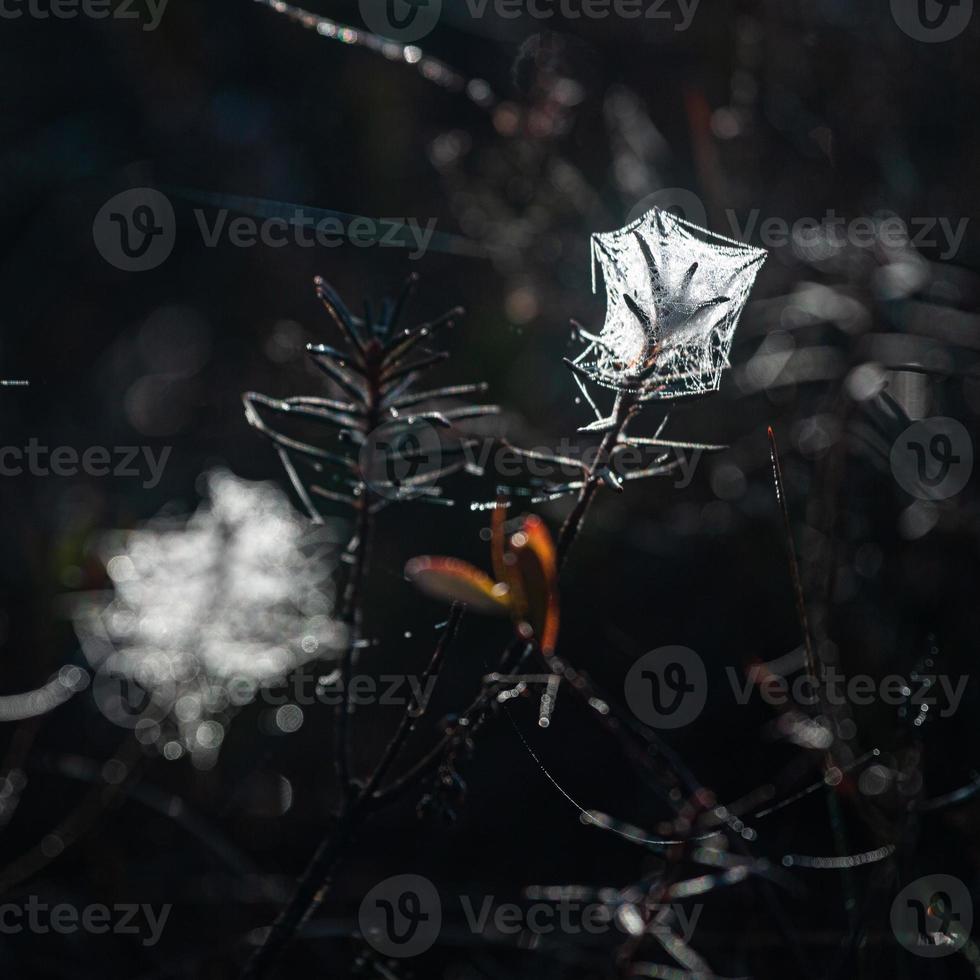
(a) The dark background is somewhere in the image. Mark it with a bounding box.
[2,0,980,976]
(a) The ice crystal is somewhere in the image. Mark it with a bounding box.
[73,470,346,764]
[574,208,766,399]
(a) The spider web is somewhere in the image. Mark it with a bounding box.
[575,208,766,399]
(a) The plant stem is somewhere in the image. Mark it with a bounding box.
[334,494,372,806]
[335,363,381,805]
[240,606,461,979]
[377,395,642,813]
[366,604,463,797]
[240,802,364,980]
[556,391,637,565]
[244,387,635,978]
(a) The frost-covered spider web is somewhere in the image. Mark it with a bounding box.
[575,207,766,399]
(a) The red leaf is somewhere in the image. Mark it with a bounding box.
[405,556,511,616]
[510,515,560,656]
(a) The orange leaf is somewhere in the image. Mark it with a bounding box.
[404,556,511,616]
[510,515,560,656]
[491,502,527,619]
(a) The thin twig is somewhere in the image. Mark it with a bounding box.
[767,427,818,686]
[240,610,463,979]
[334,494,372,805]
[556,392,638,565]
